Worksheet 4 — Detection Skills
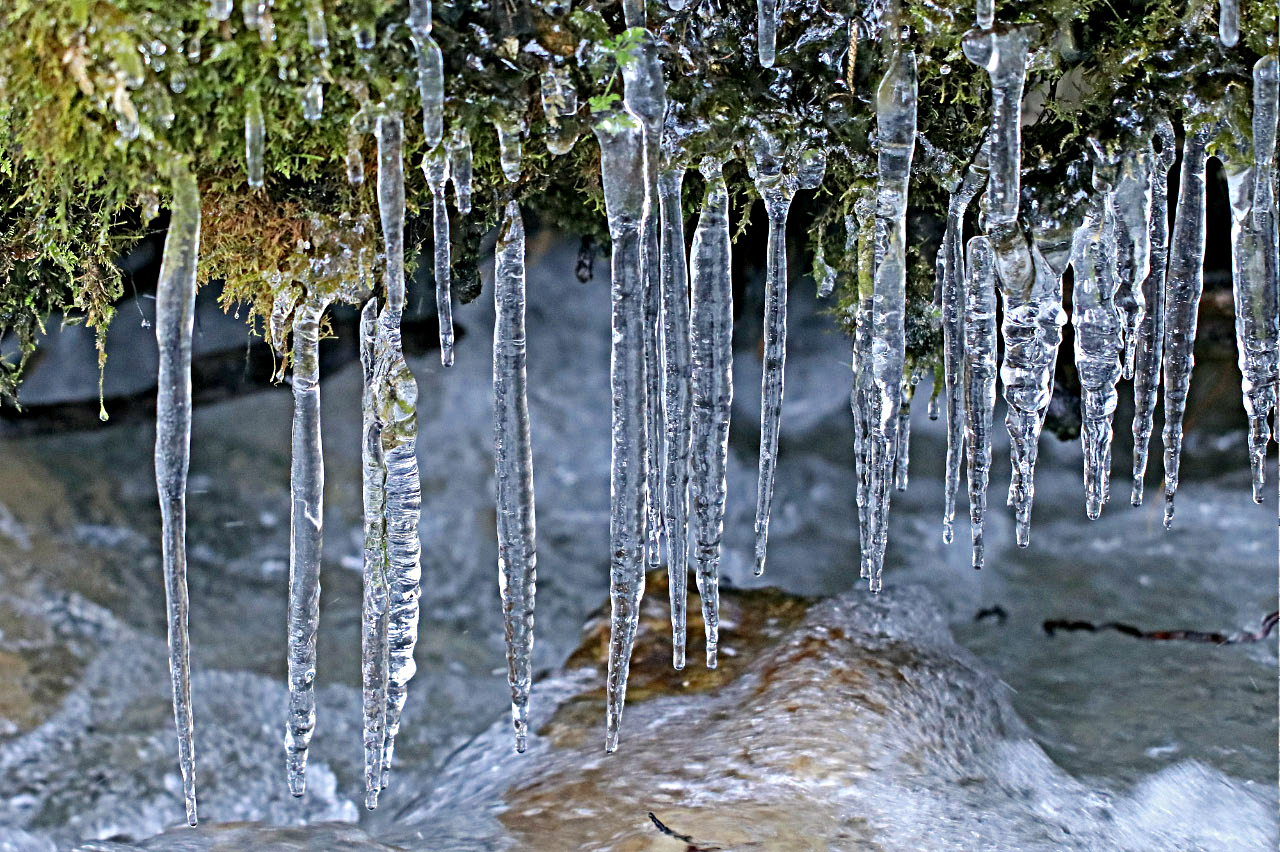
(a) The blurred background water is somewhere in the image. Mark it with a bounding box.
[0,230,1274,850]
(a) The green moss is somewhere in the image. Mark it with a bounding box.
[0,0,1273,400]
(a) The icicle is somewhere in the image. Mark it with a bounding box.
[302,78,324,122]
[1071,186,1122,520]
[620,34,666,584]
[284,293,330,797]
[374,112,423,788]
[622,0,644,29]
[1131,118,1177,505]
[493,201,537,752]
[1161,123,1211,528]
[347,108,370,186]
[813,224,836,298]
[155,160,201,827]
[963,235,997,569]
[749,129,798,577]
[593,108,648,752]
[407,0,444,150]
[245,87,265,189]
[1000,219,1069,546]
[1220,0,1239,48]
[540,66,578,124]
[1225,57,1280,502]
[494,116,524,183]
[359,299,389,811]
[976,0,994,29]
[210,0,233,22]
[851,192,876,581]
[866,48,917,592]
[1112,141,1155,380]
[447,127,473,214]
[423,145,454,366]
[758,0,777,68]
[941,142,989,544]
[305,0,329,50]
[962,25,1035,231]
[689,155,732,667]
[658,163,691,670]
[894,371,920,492]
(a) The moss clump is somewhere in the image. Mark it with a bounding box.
[0,0,1274,400]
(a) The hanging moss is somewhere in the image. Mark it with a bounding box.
[0,0,1273,401]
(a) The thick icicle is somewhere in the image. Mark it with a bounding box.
[940,142,989,544]
[245,87,265,189]
[749,129,797,577]
[1070,188,1123,520]
[757,0,777,68]
[423,145,454,366]
[1161,123,1210,528]
[493,201,537,752]
[963,235,997,570]
[621,35,666,584]
[851,192,875,581]
[1131,118,1177,505]
[658,163,691,670]
[689,156,732,667]
[284,293,329,797]
[1112,141,1155,380]
[374,112,423,787]
[155,160,201,826]
[1225,56,1280,501]
[962,25,1035,231]
[407,0,444,150]
[359,299,389,811]
[447,127,473,214]
[1220,0,1239,48]
[594,108,649,752]
[866,48,917,592]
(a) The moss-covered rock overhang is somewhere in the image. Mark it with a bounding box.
[0,0,1273,403]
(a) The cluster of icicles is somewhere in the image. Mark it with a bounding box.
[141,0,1280,826]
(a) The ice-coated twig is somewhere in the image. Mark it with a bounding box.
[1161,123,1211,528]
[963,235,997,569]
[594,107,649,752]
[941,142,990,544]
[1131,118,1177,505]
[359,299,389,811]
[155,160,202,826]
[493,201,538,752]
[423,144,454,366]
[866,48,917,592]
[689,155,732,666]
[658,163,692,670]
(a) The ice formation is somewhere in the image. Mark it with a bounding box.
[127,4,1278,816]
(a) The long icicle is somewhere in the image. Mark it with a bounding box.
[751,129,797,577]
[621,34,667,589]
[1071,188,1123,520]
[851,192,875,581]
[689,155,732,666]
[493,200,538,752]
[658,162,692,670]
[155,159,201,826]
[284,293,330,797]
[867,47,917,592]
[423,144,455,366]
[941,142,990,544]
[1131,118,1177,505]
[375,111,423,788]
[594,107,649,752]
[1225,56,1280,502]
[1161,123,1211,528]
[359,298,389,810]
[406,0,443,150]
[1112,140,1155,381]
[964,235,997,570]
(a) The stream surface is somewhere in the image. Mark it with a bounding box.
[0,235,1274,850]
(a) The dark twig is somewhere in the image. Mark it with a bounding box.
[975,605,1008,624]
[1043,611,1279,644]
[648,812,721,851]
